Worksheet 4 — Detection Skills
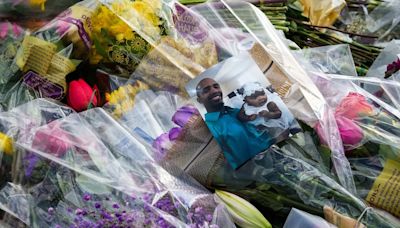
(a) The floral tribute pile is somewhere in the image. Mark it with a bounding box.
[0,0,399,227]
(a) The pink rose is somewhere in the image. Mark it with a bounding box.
[335,92,374,120]
[316,115,364,152]
[336,116,364,150]
[32,122,71,157]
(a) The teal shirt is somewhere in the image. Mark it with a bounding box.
[205,106,273,169]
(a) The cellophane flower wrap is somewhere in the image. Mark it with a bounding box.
[99,0,400,227]
[0,0,400,228]
[98,0,354,193]
[118,91,400,228]
[310,72,400,219]
[10,0,101,100]
[287,28,400,220]
[0,99,233,227]
[0,0,81,20]
[0,22,41,112]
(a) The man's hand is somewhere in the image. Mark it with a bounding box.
[238,105,257,122]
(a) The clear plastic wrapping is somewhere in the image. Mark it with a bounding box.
[292,44,358,76]
[0,99,233,227]
[161,112,400,228]
[94,0,355,193]
[0,0,81,20]
[365,0,400,41]
[1,0,399,227]
[0,21,39,112]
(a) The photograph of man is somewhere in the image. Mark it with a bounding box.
[196,78,274,169]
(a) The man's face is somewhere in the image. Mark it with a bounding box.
[197,78,223,107]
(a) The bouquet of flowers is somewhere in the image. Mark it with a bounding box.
[0,21,41,113]
[1,0,400,227]
[145,103,398,227]
[0,99,234,227]
[86,0,356,196]
[103,1,400,227]
[310,72,400,219]
[88,1,165,77]
[7,0,102,100]
[0,0,81,20]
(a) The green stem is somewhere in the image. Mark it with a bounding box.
[259,6,288,11]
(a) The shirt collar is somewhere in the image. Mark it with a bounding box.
[205,106,233,122]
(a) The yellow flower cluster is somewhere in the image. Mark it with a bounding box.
[0,132,13,156]
[29,0,46,11]
[92,5,135,41]
[90,5,134,64]
[106,81,149,118]
[108,0,163,40]
[90,0,163,64]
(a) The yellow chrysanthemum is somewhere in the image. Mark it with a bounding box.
[90,1,164,67]
[131,1,161,29]
[0,132,13,156]
[29,0,46,11]
[109,0,162,38]
[142,0,162,12]
[107,81,149,118]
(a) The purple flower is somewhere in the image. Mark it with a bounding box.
[172,105,199,127]
[83,193,91,201]
[75,208,84,216]
[206,214,213,222]
[153,106,199,159]
[152,133,172,158]
[24,152,40,177]
[194,207,203,213]
[385,57,400,77]
[153,127,183,160]
[101,211,112,220]
[144,218,151,225]
[168,127,182,141]
[112,203,120,209]
[95,202,101,209]
[387,62,396,71]
[47,207,55,215]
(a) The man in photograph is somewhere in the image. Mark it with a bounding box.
[196,78,273,169]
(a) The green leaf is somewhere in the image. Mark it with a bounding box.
[93,38,108,57]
